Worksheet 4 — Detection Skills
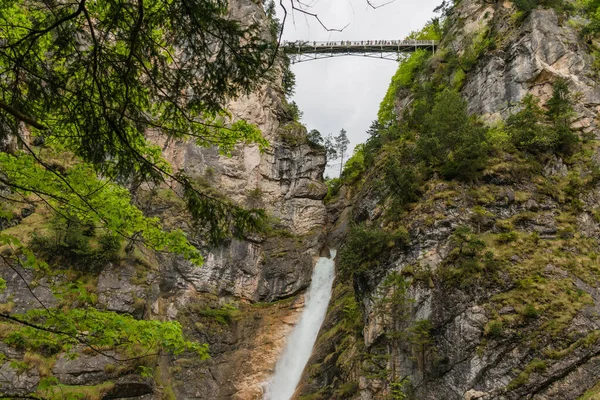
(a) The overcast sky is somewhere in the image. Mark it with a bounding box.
[276,0,440,176]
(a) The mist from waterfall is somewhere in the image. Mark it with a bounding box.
[264,250,337,400]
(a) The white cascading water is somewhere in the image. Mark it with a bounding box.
[264,250,337,400]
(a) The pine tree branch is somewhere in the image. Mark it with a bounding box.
[0,101,45,130]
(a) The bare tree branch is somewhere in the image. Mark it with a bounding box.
[365,0,395,9]
[288,0,350,32]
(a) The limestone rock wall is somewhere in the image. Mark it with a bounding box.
[457,2,599,132]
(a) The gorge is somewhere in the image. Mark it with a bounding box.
[1,0,600,399]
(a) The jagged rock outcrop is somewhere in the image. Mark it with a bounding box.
[460,6,600,134]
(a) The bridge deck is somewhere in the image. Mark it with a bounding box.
[282,40,438,55]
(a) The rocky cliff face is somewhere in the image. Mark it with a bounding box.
[141,54,328,398]
[0,0,328,397]
[296,1,600,400]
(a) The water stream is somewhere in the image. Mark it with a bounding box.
[264,250,337,400]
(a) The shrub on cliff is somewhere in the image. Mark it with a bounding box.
[507,79,577,156]
[339,224,409,277]
[417,89,489,181]
[382,143,423,210]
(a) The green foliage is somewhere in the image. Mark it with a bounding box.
[522,303,539,320]
[361,120,406,171]
[282,60,297,98]
[507,359,547,390]
[332,382,359,398]
[389,377,412,400]
[546,78,578,155]
[306,129,325,149]
[0,0,273,176]
[486,122,514,152]
[30,216,121,271]
[417,90,489,181]
[485,320,504,338]
[513,0,573,17]
[406,19,442,41]
[198,303,241,325]
[339,225,409,277]
[580,0,600,37]
[288,101,303,121]
[331,129,351,176]
[471,206,494,233]
[507,94,553,154]
[0,0,280,387]
[440,226,499,287]
[0,152,203,265]
[374,272,411,340]
[507,80,577,156]
[496,231,519,244]
[264,0,281,38]
[408,319,434,371]
[4,307,208,359]
[513,0,539,14]
[37,380,115,400]
[459,27,496,71]
[324,177,342,203]
[0,0,273,266]
[341,144,366,184]
[382,143,423,211]
[378,50,432,127]
[579,382,600,400]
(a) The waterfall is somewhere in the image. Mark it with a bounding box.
[264,250,337,400]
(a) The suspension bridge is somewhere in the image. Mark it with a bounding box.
[281,39,438,63]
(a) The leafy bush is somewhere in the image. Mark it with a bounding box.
[485,320,504,337]
[507,81,577,156]
[287,101,303,121]
[522,303,539,320]
[324,177,341,203]
[30,217,121,271]
[382,143,423,211]
[513,0,573,17]
[496,231,518,244]
[339,225,409,277]
[306,129,325,149]
[440,226,500,287]
[417,89,489,181]
[459,27,496,71]
[513,0,538,13]
[341,144,366,184]
[405,19,442,41]
[508,94,554,153]
[581,0,600,37]
[198,303,241,325]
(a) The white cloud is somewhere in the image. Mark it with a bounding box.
[277,0,440,176]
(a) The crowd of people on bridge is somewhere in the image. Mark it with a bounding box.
[283,39,429,47]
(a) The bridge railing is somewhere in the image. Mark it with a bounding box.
[282,39,438,51]
[282,39,437,47]
[281,39,439,62]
